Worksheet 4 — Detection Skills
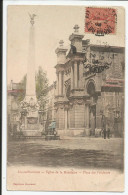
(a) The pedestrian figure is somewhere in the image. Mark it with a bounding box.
[106,121,111,139]
[101,115,106,139]
[101,129,104,138]
[106,126,110,139]
[103,128,106,139]
[108,128,110,139]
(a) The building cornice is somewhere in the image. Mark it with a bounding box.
[89,44,125,53]
[69,33,84,41]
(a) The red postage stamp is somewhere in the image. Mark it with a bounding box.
[85,7,117,36]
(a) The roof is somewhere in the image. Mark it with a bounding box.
[11,82,23,90]
[89,44,125,53]
[101,84,123,92]
[102,84,123,88]
[101,78,124,92]
[106,79,124,83]
[8,89,24,95]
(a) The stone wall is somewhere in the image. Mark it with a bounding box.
[57,107,65,130]
[69,106,75,128]
[74,104,85,128]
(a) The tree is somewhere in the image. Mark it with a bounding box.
[17,66,49,108]
[36,66,49,99]
[36,66,49,110]
[17,74,26,102]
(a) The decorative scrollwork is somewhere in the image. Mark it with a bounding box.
[73,99,85,105]
[20,98,39,113]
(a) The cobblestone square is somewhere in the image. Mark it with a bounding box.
[7,137,124,171]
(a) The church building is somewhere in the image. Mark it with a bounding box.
[47,25,124,137]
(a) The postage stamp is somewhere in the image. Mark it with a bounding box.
[85,7,117,36]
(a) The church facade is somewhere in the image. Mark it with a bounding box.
[50,25,124,137]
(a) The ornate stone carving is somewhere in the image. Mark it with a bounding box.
[27,117,38,124]
[20,98,39,113]
[64,68,71,75]
[64,104,69,110]
[64,79,71,89]
[73,99,85,105]
[64,79,71,99]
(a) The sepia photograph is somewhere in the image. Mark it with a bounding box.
[6,4,125,191]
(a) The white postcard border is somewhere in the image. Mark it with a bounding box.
[2,1,128,195]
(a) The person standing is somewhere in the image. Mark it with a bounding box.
[101,115,106,139]
[107,128,110,139]
[106,122,110,139]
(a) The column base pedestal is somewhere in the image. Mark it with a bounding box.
[22,130,42,137]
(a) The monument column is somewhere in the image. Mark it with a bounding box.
[20,14,41,137]
[26,14,36,100]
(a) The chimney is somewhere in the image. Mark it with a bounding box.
[69,25,84,53]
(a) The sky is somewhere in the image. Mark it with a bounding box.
[7,5,125,85]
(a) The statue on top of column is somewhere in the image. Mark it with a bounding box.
[28,13,36,26]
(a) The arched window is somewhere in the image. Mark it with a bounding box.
[87,81,95,96]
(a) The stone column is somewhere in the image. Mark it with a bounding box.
[24,116,27,129]
[84,104,90,136]
[79,61,83,88]
[86,105,89,128]
[57,73,59,96]
[61,72,64,95]
[26,25,36,97]
[85,104,89,128]
[71,65,74,89]
[74,61,78,88]
[96,96,102,129]
[59,72,62,95]
[38,113,40,124]
[65,109,68,130]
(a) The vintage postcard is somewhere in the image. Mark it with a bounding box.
[6,5,125,191]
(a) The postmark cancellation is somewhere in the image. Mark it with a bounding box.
[85,7,117,36]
